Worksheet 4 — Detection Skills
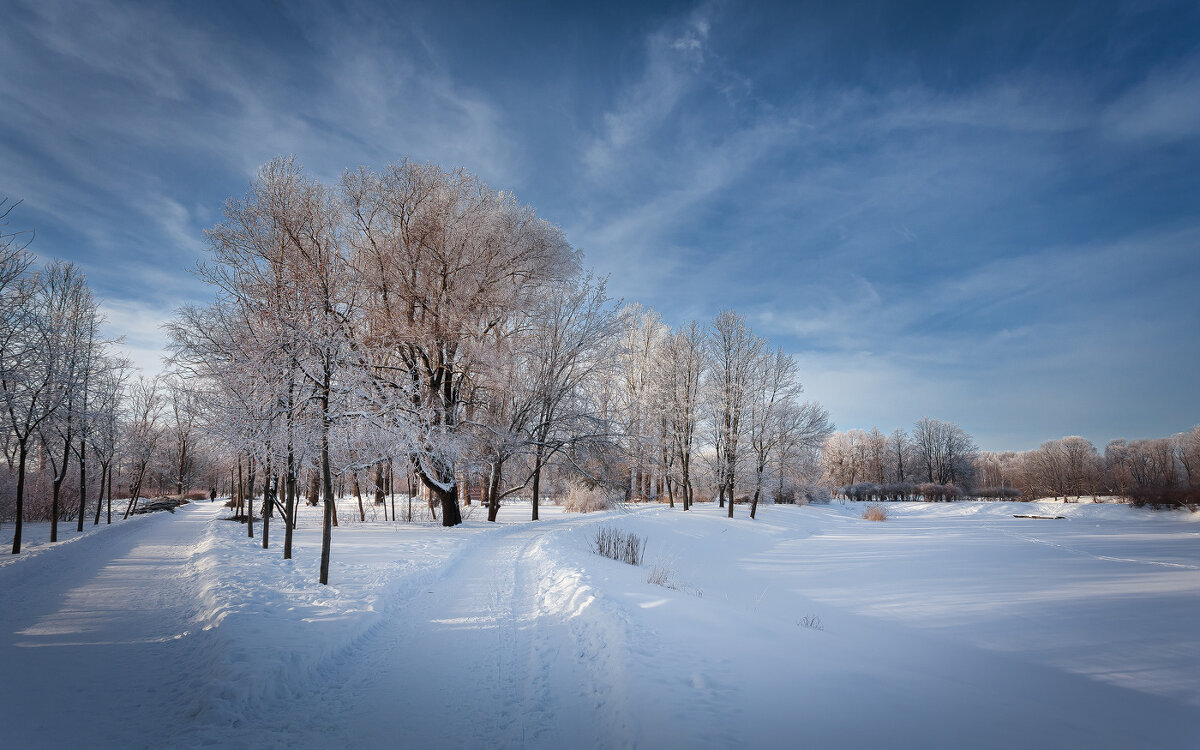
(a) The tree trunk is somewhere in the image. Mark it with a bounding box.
[76,438,87,533]
[683,458,692,511]
[388,459,396,522]
[261,472,271,550]
[284,449,296,560]
[176,437,187,496]
[374,463,386,505]
[353,472,365,522]
[437,483,462,527]
[486,460,502,523]
[11,442,28,554]
[247,455,256,539]
[414,460,462,527]
[531,465,541,522]
[93,463,106,526]
[235,458,244,520]
[319,384,334,585]
[50,477,61,543]
[750,460,765,519]
[50,432,71,542]
[726,469,735,520]
[106,464,112,525]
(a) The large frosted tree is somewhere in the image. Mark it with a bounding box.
[343,160,577,527]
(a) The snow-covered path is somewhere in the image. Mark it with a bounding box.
[0,502,229,749]
[300,514,635,749]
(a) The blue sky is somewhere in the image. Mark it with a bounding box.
[3,0,1198,451]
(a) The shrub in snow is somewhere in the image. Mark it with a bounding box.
[846,482,883,502]
[1128,488,1200,511]
[916,483,962,502]
[591,525,644,565]
[647,561,677,588]
[801,485,832,504]
[646,558,702,596]
[862,503,888,521]
[972,487,1022,500]
[563,482,616,513]
[881,482,916,501]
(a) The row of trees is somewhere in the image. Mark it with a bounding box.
[976,427,1200,501]
[823,419,1200,503]
[0,198,250,552]
[821,418,978,490]
[1,199,128,552]
[164,158,834,583]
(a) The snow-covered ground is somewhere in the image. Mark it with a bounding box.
[2,499,1198,748]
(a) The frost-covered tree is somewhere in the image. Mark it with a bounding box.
[745,348,803,518]
[886,428,912,483]
[615,304,666,502]
[1174,426,1200,488]
[344,160,577,527]
[121,376,164,518]
[34,261,101,541]
[821,429,866,488]
[515,273,620,520]
[770,400,833,504]
[3,261,76,552]
[707,310,763,518]
[654,320,705,510]
[89,356,130,525]
[912,417,977,486]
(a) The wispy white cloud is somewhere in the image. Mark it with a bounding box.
[583,9,715,176]
[97,299,173,376]
[1103,57,1200,142]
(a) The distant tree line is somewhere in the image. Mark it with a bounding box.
[823,416,1200,508]
[820,418,977,500]
[976,427,1200,507]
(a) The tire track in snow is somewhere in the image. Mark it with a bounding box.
[281,514,638,749]
[993,526,1200,570]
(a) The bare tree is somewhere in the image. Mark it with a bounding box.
[707,310,763,518]
[3,264,73,552]
[165,375,202,496]
[518,273,620,520]
[912,417,977,486]
[185,156,348,580]
[886,428,911,483]
[655,321,705,510]
[121,376,164,518]
[772,400,833,503]
[821,429,866,488]
[1174,426,1200,488]
[616,304,666,502]
[745,347,803,518]
[344,160,577,527]
[35,262,99,541]
[90,356,130,525]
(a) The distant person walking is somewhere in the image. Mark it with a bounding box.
[210,488,217,503]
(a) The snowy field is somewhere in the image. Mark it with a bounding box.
[2,499,1198,749]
